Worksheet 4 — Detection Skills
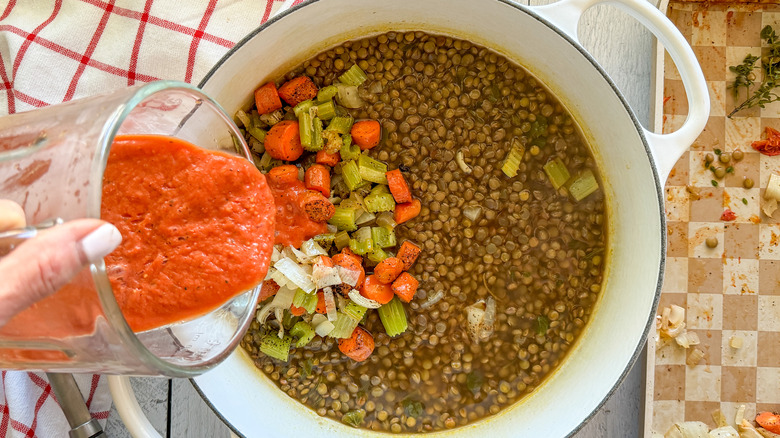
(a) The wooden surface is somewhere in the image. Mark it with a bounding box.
[105,0,658,436]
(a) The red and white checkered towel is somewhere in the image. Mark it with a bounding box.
[0,0,302,436]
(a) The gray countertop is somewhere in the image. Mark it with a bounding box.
[106,0,657,435]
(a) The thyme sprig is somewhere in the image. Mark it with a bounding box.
[728,25,780,118]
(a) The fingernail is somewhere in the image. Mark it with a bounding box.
[80,224,122,262]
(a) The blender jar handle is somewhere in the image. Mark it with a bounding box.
[0,218,63,257]
[529,0,710,183]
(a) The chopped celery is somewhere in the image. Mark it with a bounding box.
[292,288,318,314]
[326,116,354,134]
[236,110,267,143]
[543,157,571,190]
[502,139,525,177]
[316,100,336,120]
[281,311,298,330]
[293,100,314,117]
[342,301,368,321]
[358,154,388,184]
[369,184,390,196]
[328,207,358,231]
[298,111,313,149]
[378,297,407,337]
[567,169,599,201]
[367,247,389,263]
[342,410,365,428]
[259,334,292,361]
[341,160,363,191]
[371,226,396,248]
[364,193,395,213]
[340,134,360,161]
[290,321,315,347]
[258,152,273,171]
[307,117,324,152]
[316,85,338,103]
[339,64,368,87]
[313,233,336,250]
[329,312,360,338]
[334,230,351,250]
[349,238,374,255]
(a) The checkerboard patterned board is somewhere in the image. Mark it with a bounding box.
[649,2,780,433]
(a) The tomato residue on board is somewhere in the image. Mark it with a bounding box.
[101,135,276,332]
[266,171,327,248]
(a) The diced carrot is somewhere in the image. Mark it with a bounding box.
[350,120,382,150]
[304,164,331,198]
[266,164,299,185]
[277,76,318,107]
[332,251,365,288]
[302,190,335,222]
[259,280,280,302]
[254,82,282,115]
[360,274,394,305]
[338,326,374,362]
[756,412,780,433]
[316,149,341,167]
[374,257,404,284]
[340,247,362,264]
[394,198,421,224]
[290,304,306,316]
[397,241,421,270]
[385,169,412,204]
[315,291,326,314]
[265,120,303,161]
[392,272,419,303]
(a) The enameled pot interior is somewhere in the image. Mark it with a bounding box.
[196,0,665,436]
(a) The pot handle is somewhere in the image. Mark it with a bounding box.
[530,0,709,182]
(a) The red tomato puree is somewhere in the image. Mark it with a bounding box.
[267,173,327,248]
[101,135,276,332]
[1,134,276,348]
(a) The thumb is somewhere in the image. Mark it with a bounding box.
[0,219,122,327]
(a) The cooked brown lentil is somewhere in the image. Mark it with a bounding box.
[240,31,607,433]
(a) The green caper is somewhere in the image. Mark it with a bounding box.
[719,153,731,164]
[714,167,726,178]
[743,177,754,189]
[705,237,718,248]
[732,150,744,161]
[705,153,715,164]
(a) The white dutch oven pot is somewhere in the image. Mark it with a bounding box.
[110,0,709,436]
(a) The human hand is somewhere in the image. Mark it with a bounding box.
[0,200,122,327]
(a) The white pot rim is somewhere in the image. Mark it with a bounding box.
[192,1,668,437]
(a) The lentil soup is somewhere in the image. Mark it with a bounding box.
[240,31,607,433]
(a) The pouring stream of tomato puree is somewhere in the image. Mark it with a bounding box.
[102,135,277,332]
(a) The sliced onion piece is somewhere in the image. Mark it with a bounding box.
[419,290,443,309]
[336,84,364,108]
[274,307,285,338]
[271,246,282,263]
[312,314,334,336]
[348,289,382,309]
[463,206,482,222]
[323,288,338,321]
[338,266,362,288]
[255,301,276,325]
[456,150,472,174]
[480,297,496,341]
[375,211,396,229]
[355,211,376,226]
[301,239,328,258]
[274,257,316,293]
[269,269,289,289]
[313,265,342,289]
[271,286,296,310]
